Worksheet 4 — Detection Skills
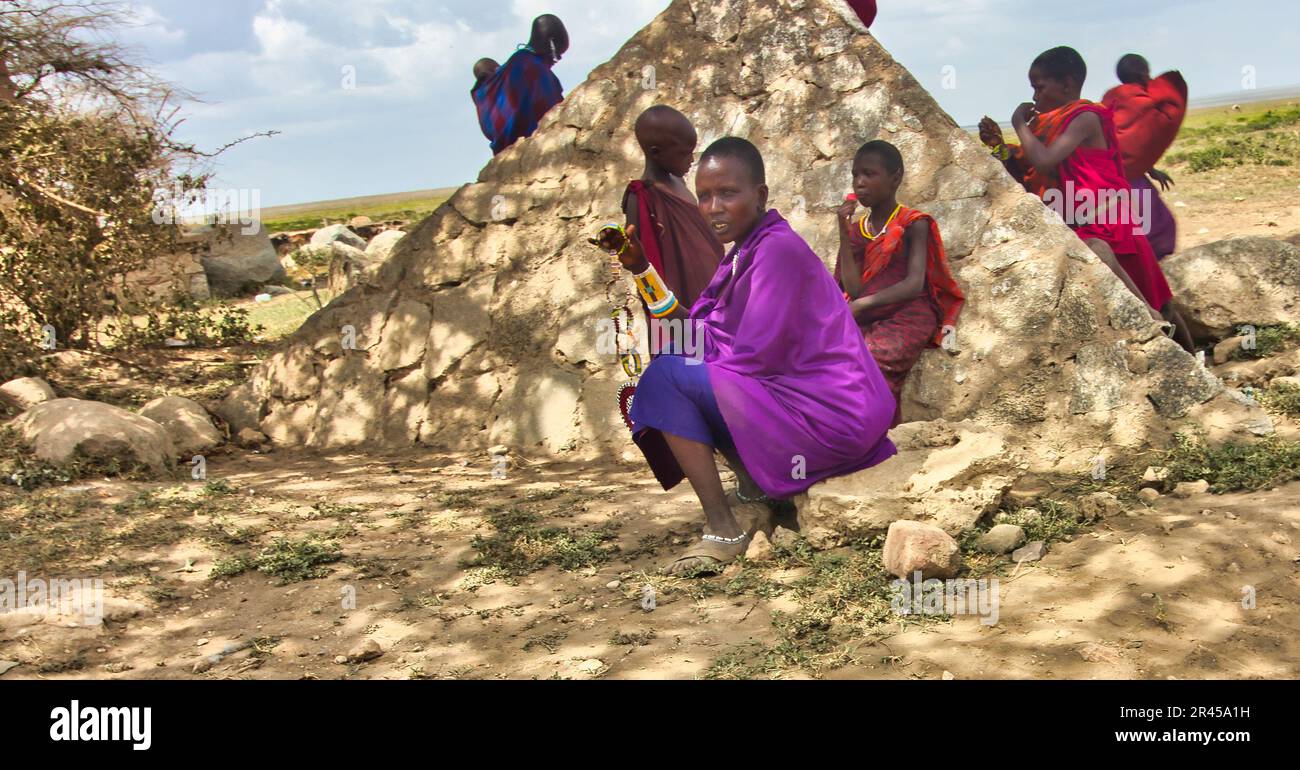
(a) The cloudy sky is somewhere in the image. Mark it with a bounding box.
[116,0,1299,207]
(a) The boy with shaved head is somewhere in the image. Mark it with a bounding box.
[620,105,723,347]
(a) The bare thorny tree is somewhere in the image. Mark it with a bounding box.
[0,0,273,371]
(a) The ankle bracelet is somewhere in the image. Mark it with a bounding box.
[735,487,771,504]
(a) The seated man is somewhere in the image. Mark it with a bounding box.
[471,15,568,155]
[603,137,898,576]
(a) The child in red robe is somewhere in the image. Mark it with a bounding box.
[1102,54,1188,259]
[620,106,724,354]
[978,46,1194,351]
[835,141,965,427]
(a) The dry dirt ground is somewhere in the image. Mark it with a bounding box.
[1,443,1297,681]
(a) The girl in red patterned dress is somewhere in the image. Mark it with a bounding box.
[835,141,965,427]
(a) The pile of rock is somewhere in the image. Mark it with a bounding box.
[4,377,229,477]
[120,222,292,302]
[271,223,407,295]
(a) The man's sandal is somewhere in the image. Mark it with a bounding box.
[662,501,770,576]
[662,532,752,576]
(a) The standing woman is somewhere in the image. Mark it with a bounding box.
[606,137,898,576]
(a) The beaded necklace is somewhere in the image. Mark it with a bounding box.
[859,203,903,241]
[598,224,642,429]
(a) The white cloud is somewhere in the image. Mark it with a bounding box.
[120,3,187,47]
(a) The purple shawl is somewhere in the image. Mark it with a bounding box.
[696,210,897,498]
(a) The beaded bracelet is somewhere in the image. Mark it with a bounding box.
[597,223,628,256]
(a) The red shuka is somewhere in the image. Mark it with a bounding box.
[1102,71,1189,179]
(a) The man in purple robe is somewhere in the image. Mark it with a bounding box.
[610,137,898,576]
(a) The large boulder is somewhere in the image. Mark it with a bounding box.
[120,240,211,303]
[365,230,407,262]
[220,0,1259,473]
[12,399,175,474]
[1162,237,1300,341]
[796,421,1024,539]
[328,242,379,295]
[310,224,368,251]
[138,396,224,457]
[200,223,288,297]
[0,377,56,412]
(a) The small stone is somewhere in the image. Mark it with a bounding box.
[882,520,963,579]
[1226,562,1241,573]
[771,526,799,548]
[1077,643,1120,664]
[1078,492,1124,521]
[235,427,268,449]
[488,444,509,456]
[605,580,621,590]
[1141,466,1169,488]
[311,635,321,641]
[745,530,774,562]
[334,656,348,665]
[976,524,1026,555]
[1138,488,1161,504]
[1012,541,1047,564]
[346,639,383,664]
[1141,592,1155,599]
[942,671,955,681]
[1213,337,1246,366]
[581,599,595,610]
[1171,480,1210,499]
[577,659,604,674]
[1271,532,1291,545]
[1225,511,1238,520]
[0,660,20,676]
[195,639,209,647]
[803,526,846,551]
